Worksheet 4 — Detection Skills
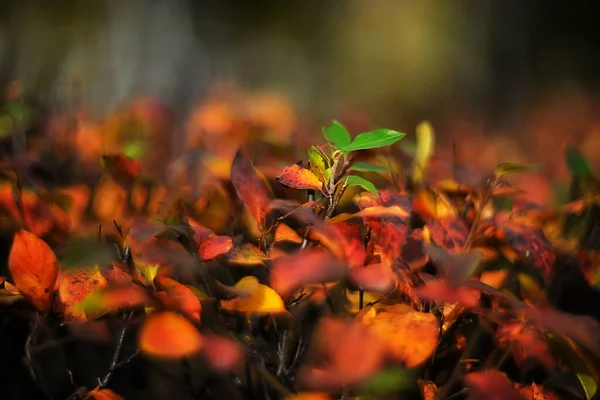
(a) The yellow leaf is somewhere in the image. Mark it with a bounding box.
[412,121,435,184]
[220,276,286,314]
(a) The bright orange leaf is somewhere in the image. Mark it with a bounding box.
[139,311,203,358]
[8,229,59,311]
[226,243,268,266]
[274,223,302,244]
[85,387,125,400]
[277,164,325,193]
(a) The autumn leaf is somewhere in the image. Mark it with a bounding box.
[8,229,59,311]
[139,311,203,358]
[201,334,245,373]
[274,223,302,244]
[464,369,523,400]
[220,276,286,314]
[424,243,482,287]
[230,150,273,231]
[286,393,331,400]
[74,286,151,320]
[349,263,396,293]
[155,275,202,322]
[226,243,268,266]
[414,278,481,309]
[270,249,347,298]
[277,164,325,193]
[297,317,386,390]
[198,234,233,261]
[364,306,439,367]
[102,153,141,188]
[56,267,108,322]
[85,387,125,400]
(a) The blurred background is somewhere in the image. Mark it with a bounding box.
[2,0,600,193]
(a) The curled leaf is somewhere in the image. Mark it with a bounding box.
[220,276,286,314]
[277,164,325,193]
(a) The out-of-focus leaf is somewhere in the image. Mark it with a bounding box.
[339,129,405,152]
[364,306,439,367]
[277,164,325,193]
[155,275,202,322]
[85,387,125,400]
[345,175,378,195]
[8,229,59,311]
[122,140,147,160]
[297,317,386,390]
[60,236,116,269]
[424,243,482,287]
[274,223,302,244]
[286,393,331,400]
[201,334,245,373]
[415,279,481,309]
[361,367,413,396]
[220,276,286,314]
[565,146,595,182]
[230,151,273,232]
[464,370,523,400]
[226,243,268,266]
[102,153,141,188]
[270,249,347,298]
[412,121,435,183]
[350,161,387,173]
[547,335,598,400]
[349,263,395,293]
[495,162,541,179]
[74,286,151,320]
[139,311,203,359]
[322,120,351,149]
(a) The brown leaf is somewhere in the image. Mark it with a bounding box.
[230,150,273,231]
[277,164,325,193]
[496,322,557,371]
[8,229,59,311]
[414,279,481,309]
[502,221,555,283]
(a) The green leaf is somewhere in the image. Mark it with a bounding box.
[123,140,147,160]
[494,162,542,179]
[322,120,351,149]
[308,147,328,181]
[345,175,378,195]
[339,128,405,152]
[361,368,413,396]
[350,161,387,173]
[566,147,595,181]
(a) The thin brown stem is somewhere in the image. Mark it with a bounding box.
[463,177,497,250]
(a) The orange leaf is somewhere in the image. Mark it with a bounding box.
[297,317,385,390]
[220,276,286,314]
[198,235,233,261]
[286,393,331,400]
[364,307,439,367]
[202,334,245,373]
[226,243,268,266]
[230,151,273,231]
[57,267,108,322]
[155,275,202,322]
[85,387,125,400]
[414,279,481,309]
[139,311,203,358]
[274,223,302,244]
[102,153,141,188]
[8,229,59,311]
[277,164,325,193]
[270,249,347,298]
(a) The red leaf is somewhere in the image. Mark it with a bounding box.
[155,275,202,322]
[277,164,325,193]
[202,334,245,373]
[270,249,347,298]
[349,263,395,293]
[139,311,203,358]
[8,229,59,311]
[464,370,523,400]
[230,151,273,231]
[414,279,481,309]
[198,235,233,261]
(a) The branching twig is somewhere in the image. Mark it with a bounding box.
[97,310,136,388]
[24,313,53,399]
